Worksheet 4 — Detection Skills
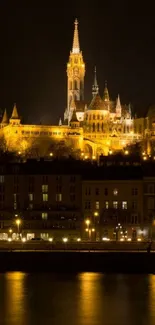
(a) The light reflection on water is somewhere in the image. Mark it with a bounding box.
[0,272,155,325]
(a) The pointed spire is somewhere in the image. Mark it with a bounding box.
[116,94,121,108]
[11,103,19,119]
[72,19,80,54]
[1,108,8,124]
[59,118,62,126]
[116,94,122,117]
[103,81,109,102]
[92,66,99,97]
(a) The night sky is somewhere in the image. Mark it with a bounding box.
[0,1,155,124]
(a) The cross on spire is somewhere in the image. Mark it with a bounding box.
[72,19,80,54]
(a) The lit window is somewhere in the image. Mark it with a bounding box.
[14,202,17,210]
[56,194,62,202]
[42,212,48,220]
[0,176,4,183]
[105,201,109,209]
[41,233,49,239]
[42,185,48,193]
[29,193,33,201]
[113,201,118,209]
[43,194,48,202]
[95,201,99,209]
[122,201,127,209]
[13,193,17,202]
[113,189,118,196]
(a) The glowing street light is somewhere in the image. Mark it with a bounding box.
[63,237,68,243]
[49,152,53,157]
[85,219,90,226]
[9,228,12,234]
[16,219,21,233]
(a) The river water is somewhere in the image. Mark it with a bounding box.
[0,272,155,325]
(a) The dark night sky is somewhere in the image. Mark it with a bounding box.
[0,1,155,124]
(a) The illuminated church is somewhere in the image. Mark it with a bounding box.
[0,19,153,158]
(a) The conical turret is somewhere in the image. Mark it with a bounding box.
[11,103,19,119]
[1,109,8,124]
[9,103,21,125]
[59,118,62,126]
[72,19,80,54]
[92,67,99,97]
[103,81,110,102]
[70,108,79,128]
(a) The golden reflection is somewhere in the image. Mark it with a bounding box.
[149,275,155,322]
[78,272,103,323]
[5,272,28,325]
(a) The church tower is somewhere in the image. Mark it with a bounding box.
[64,19,85,123]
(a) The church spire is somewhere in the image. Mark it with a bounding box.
[92,66,99,97]
[103,81,109,102]
[72,19,80,54]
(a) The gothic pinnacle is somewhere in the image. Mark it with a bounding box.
[72,18,80,54]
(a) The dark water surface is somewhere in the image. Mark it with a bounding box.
[0,272,155,325]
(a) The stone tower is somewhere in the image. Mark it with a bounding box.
[64,19,85,123]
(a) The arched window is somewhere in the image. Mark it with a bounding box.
[97,123,100,132]
[127,126,129,133]
[93,123,95,132]
[89,115,91,121]
[93,114,95,120]
[101,123,104,132]
[97,114,100,120]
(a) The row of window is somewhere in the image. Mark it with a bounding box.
[0,176,77,184]
[85,201,129,210]
[21,131,66,136]
[85,188,138,196]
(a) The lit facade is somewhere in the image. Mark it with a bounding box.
[0,20,153,158]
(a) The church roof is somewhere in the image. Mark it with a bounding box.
[75,100,86,112]
[88,94,105,111]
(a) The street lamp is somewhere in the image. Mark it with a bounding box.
[85,219,90,227]
[16,219,21,234]
[9,228,12,234]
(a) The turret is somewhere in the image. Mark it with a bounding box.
[92,66,99,97]
[59,118,62,126]
[70,109,80,128]
[9,103,21,125]
[1,109,8,125]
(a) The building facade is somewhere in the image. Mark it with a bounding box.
[1,19,153,159]
[0,160,154,241]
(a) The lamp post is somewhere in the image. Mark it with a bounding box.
[16,219,21,237]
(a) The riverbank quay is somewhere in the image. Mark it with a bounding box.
[0,250,155,273]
